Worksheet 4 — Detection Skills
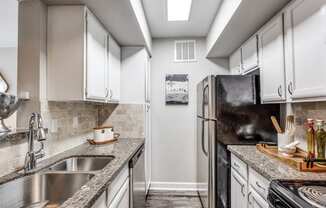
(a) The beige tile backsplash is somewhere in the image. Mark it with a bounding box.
[290,102,326,151]
[0,101,144,177]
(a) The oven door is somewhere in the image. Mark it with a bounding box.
[267,189,293,208]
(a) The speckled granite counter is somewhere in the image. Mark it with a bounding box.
[228,145,326,181]
[0,138,144,208]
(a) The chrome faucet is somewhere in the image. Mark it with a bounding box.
[24,113,47,172]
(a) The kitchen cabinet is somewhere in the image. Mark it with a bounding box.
[259,14,286,103]
[120,47,148,103]
[248,187,269,208]
[231,154,270,208]
[47,6,121,103]
[229,49,241,75]
[145,54,151,195]
[284,0,326,102]
[231,169,248,208]
[241,35,259,75]
[86,10,108,101]
[92,165,129,208]
[108,35,121,102]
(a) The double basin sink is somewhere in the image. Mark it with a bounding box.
[0,156,114,208]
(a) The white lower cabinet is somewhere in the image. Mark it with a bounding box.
[92,165,129,208]
[231,169,248,208]
[248,187,269,208]
[108,179,130,208]
[231,154,269,208]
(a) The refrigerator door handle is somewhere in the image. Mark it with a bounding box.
[201,120,208,156]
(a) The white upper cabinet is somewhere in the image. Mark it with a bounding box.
[108,35,121,102]
[241,35,259,74]
[259,14,286,103]
[47,6,121,103]
[86,11,108,101]
[229,49,241,75]
[284,0,326,102]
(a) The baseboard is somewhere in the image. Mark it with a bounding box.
[150,181,198,191]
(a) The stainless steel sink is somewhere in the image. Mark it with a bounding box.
[47,156,114,172]
[0,172,94,208]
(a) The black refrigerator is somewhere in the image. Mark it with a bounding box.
[196,75,279,208]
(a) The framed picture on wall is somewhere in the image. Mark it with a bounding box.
[165,74,189,105]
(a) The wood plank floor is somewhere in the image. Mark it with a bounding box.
[146,191,203,208]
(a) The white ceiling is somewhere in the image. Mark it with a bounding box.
[142,0,222,38]
[0,0,18,47]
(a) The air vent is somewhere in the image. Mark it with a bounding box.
[174,40,196,62]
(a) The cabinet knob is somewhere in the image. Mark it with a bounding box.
[277,85,283,97]
[288,82,293,95]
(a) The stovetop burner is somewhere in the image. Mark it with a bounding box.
[298,186,326,208]
[269,180,326,208]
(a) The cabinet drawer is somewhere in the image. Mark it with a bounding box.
[249,168,269,200]
[231,154,248,180]
[107,164,129,205]
[248,187,269,208]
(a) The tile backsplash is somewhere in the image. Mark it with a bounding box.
[0,101,144,177]
[291,102,326,150]
[99,104,145,139]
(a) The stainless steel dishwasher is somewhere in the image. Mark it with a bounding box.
[129,146,145,208]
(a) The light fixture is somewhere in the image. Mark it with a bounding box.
[167,0,192,21]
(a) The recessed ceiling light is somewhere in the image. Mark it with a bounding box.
[167,0,192,21]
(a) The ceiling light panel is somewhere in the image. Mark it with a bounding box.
[167,0,192,21]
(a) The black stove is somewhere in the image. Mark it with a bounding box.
[268,180,326,208]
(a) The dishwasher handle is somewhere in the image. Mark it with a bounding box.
[130,147,144,168]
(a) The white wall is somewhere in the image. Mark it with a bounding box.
[150,38,229,190]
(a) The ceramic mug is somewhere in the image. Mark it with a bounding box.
[93,126,120,142]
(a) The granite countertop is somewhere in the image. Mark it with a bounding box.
[228,145,326,181]
[0,138,144,208]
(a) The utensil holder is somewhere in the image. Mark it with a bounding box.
[278,133,294,151]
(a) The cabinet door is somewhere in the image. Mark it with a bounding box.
[92,192,107,208]
[108,35,121,102]
[108,179,130,208]
[241,35,259,74]
[229,49,241,75]
[259,15,286,103]
[285,0,326,101]
[145,103,151,195]
[231,169,248,208]
[86,10,108,101]
[248,188,269,208]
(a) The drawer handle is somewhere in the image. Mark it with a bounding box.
[233,162,240,169]
[255,181,266,192]
[248,192,252,205]
[232,174,246,197]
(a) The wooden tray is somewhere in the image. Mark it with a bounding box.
[87,138,118,145]
[256,144,326,172]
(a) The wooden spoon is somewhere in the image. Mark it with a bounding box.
[271,116,283,134]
